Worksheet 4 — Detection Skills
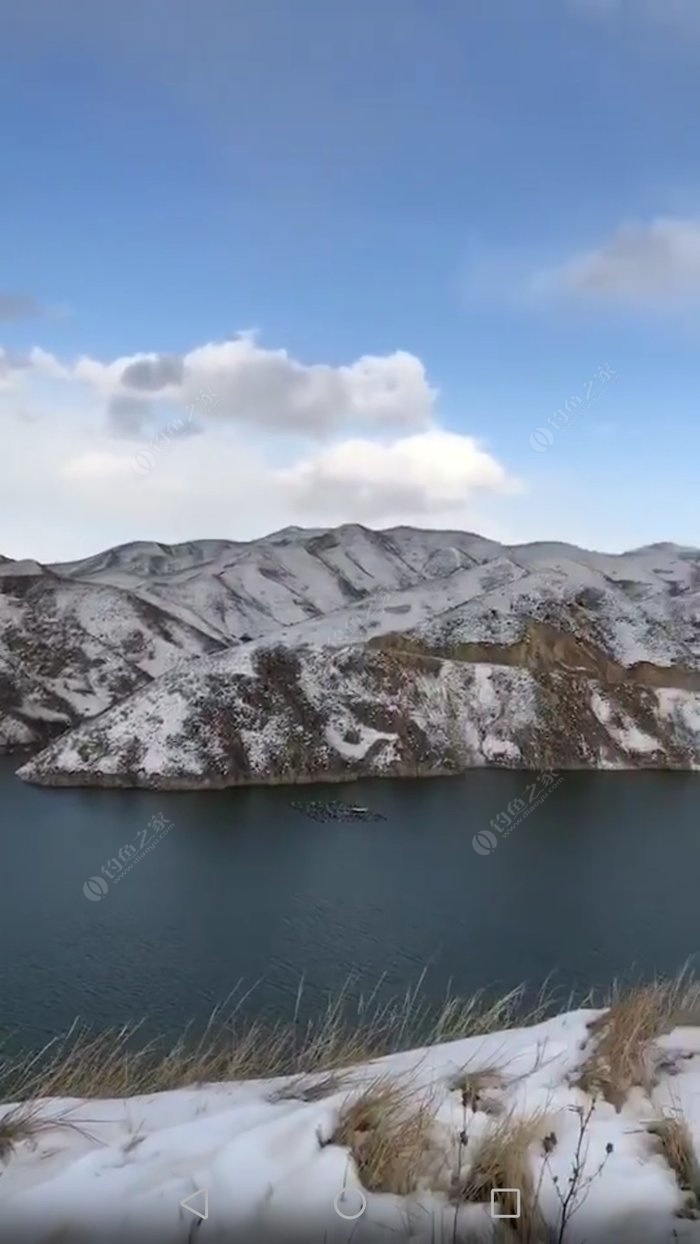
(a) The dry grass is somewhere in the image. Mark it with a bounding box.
[453,1109,548,1242]
[2,970,695,1109]
[578,969,700,1110]
[330,1075,437,1195]
[0,977,556,1105]
[0,1103,84,1162]
[269,1072,347,1103]
[451,1066,505,1114]
[430,980,555,1044]
[0,1106,38,1161]
[0,1016,296,1104]
[647,1110,700,1200]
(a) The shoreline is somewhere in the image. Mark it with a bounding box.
[14,756,700,789]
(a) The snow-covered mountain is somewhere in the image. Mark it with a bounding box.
[0,562,225,749]
[18,641,700,788]
[45,526,504,645]
[4,525,700,783]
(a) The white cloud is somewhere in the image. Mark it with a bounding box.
[545,218,700,308]
[60,451,137,483]
[278,430,520,522]
[180,338,435,436]
[0,334,519,560]
[28,346,73,380]
[20,333,436,438]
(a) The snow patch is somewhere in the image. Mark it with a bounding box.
[2,1009,700,1243]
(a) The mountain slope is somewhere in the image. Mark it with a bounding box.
[43,527,700,664]
[17,640,700,787]
[4,525,700,778]
[0,565,224,749]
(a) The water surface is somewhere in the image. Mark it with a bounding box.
[1,756,698,1049]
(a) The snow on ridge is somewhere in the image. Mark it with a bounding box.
[0,572,226,750]
[34,525,700,661]
[4,523,700,763]
[0,559,48,577]
[412,559,699,671]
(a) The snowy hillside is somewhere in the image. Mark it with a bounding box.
[3,525,700,778]
[3,1003,700,1243]
[17,640,700,788]
[408,552,700,672]
[46,526,497,645]
[44,529,700,663]
[0,565,224,749]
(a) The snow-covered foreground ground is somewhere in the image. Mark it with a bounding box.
[3,1009,700,1244]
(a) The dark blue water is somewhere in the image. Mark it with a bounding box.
[2,755,699,1049]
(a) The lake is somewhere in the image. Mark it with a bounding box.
[1,755,699,1051]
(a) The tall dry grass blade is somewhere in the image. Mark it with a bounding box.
[647,1109,700,1201]
[331,1074,437,1196]
[453,1109,548,1243]
[578,969,700,1110]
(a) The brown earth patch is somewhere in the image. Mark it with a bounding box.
[369,622,700,692]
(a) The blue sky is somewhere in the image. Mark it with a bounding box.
[1,0,699,559]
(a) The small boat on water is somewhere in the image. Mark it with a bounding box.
[290,799,386,823]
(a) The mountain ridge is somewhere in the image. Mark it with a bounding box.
[3,524,699,782]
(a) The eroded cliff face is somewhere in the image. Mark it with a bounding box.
[17,641,700,789]
[369,620,700,691]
